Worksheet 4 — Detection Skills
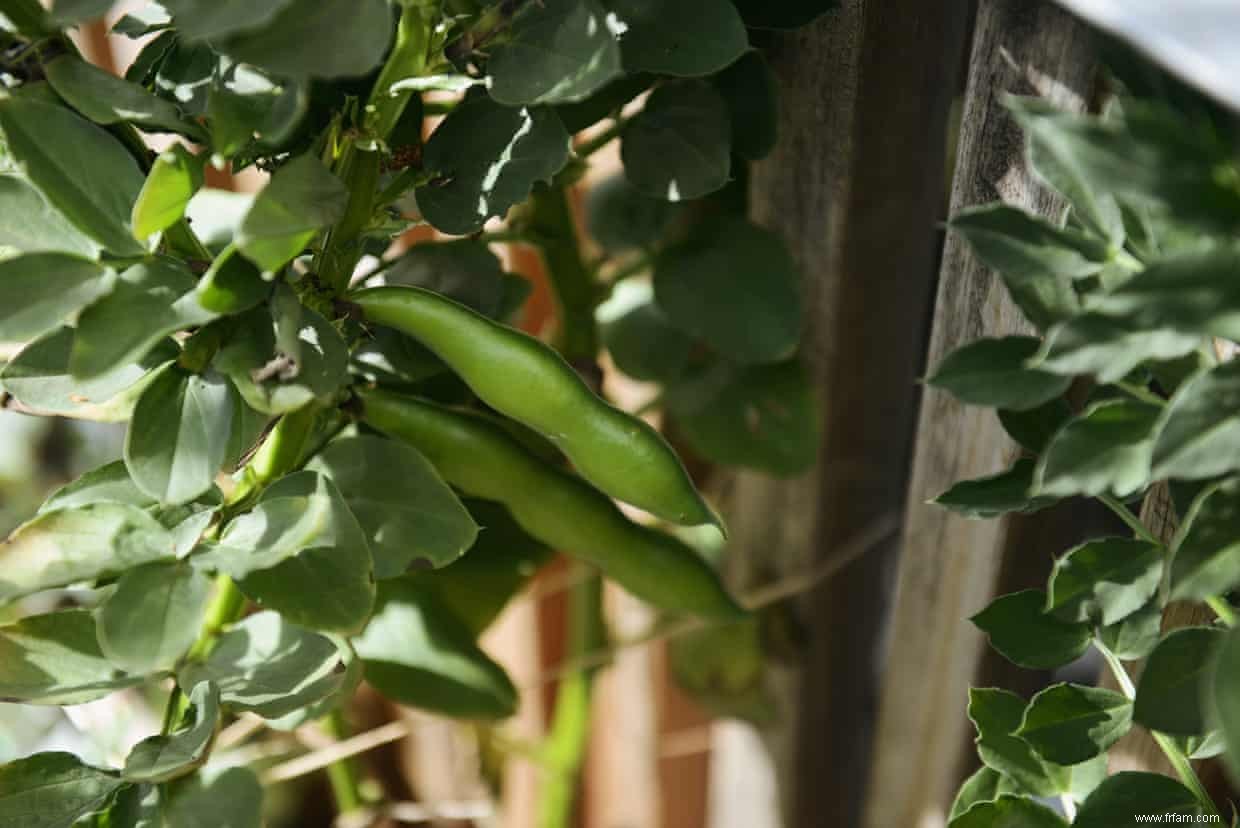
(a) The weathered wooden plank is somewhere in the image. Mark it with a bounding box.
[860,4,1096,826]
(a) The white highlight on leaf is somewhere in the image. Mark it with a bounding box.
[477,108,536,218]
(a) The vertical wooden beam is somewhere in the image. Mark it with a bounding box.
[726,2,971,825]
[861,4,1096,826]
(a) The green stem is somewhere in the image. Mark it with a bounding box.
[1207,596,1238,628]
[1099,494,1160,545]
[538,571,604,828]
[1098,641,1218,816]
[527,185,598,362]
[323,710,366,814]
[1116,380,1166,407]
[320,143,381,294]
[365,5,431,142]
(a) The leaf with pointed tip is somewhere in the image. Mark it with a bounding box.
[928,337,1072,411]
[178,611,351,719]
[622,80,731,202]
[951,204,1110,281]
[1154,362,1240,481]
[934,458,1057,519]
[947,766,1003,823]
[0,327,176,422]
[948,795,1067,828]
[0,610,143,704]
[39,460,156,514]
[45,56,206,141]
[131,145,205,242]
[355,579,518,719]
[0,253,111,342]
[0,95,145,256]
[1073,772,1201,827]
[415,91,570,235]
[236,154,347,273]
[0,504,175,604]
[488,0,623,106]
[97,561,213,675]
[1134,626,1224,737]
[195,246,269,314]
[608,0,747,77]
[1035,314,1199,383]
[124,367,235,506]
[968,688,1067,797]
[1034,399,1161,498]
[972,589,1091,670]
[123,681,218,782]
[0,752,124,828]
[1016,683,1132,765]
[1046,537,1162,626]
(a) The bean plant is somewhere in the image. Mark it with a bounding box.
[931,57,1240,825]
[0,0,826,824]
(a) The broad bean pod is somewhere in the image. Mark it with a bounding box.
[358,387,744,619]
[350,285,720,529]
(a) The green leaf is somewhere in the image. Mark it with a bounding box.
[654,218,800,363]
[971,589,1091,670]
[45,56,205,141]
[933,458,1057,519]
[215,297,347,415]
[1089,247,1240,341]
[0,252,110,341]
[0,504,175,604]
[0,175,99,256]
[1133,626,1224,737]
[1034,399,1161,498]
[207,63,309,159]
[599,283,694,383]
[163,765,262,828]
[206,471,375,633]
[998,398,1072,454]
[622,80,731,201]
[354,579,518,719]
[666,360,819,476]
[968,688,1067,797]
[0,609,142,704]
[947,766,1003,823]
[123,681,218,782]
[71,259,214,380]
[731,0,838,30]
[607,0,748,77]
[0,752,124,828]
[40,460,156,514]
[1073,772,1201,827]
[1212,625,1240,779]
[0,95,145,256]
[948,795,1067,828]
[124,367,235,506]
[178,611,351,719]
[415,91,570,235]
[162,0,295,40]
[131,145,204,242]
[1169,481,1240,601]
[383,240,508,317]
[1098,596,1162,660]
[307,435,478,577]
[1035,314,1200,384]
[928,336,1072,411]
[215,0,391,79]
[195,245,269,314]
[1016,683,1132,765]
[1046,537,1163,626]
[97,562,213,675]
[0,327,175,422]
[585,174,680,254]
[712,51,778,161]
[414,500,552,636]
[487,0,623,106]
[1154,362,1240,480]
[236,153,348,273]
[951,204,1110,280]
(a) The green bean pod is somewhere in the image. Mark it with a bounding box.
[351,285,720,530]
[358,387,744,619]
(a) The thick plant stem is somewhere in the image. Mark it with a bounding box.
[527,185,598,363]
[365,5,431,141]
[323,710,366,814]
[1097,642,1219,817]
[538,571,604,828]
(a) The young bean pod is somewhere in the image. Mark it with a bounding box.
[358,387,744,619]
[350,285,721,530]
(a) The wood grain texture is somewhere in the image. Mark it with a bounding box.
[722,1,971,825]
[860,4,1096,827]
